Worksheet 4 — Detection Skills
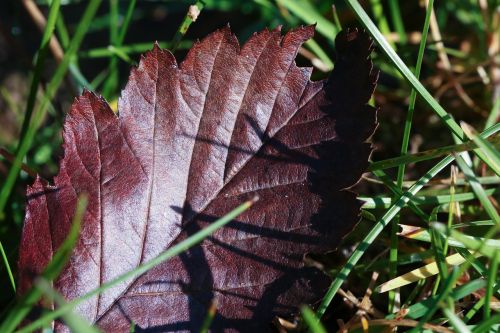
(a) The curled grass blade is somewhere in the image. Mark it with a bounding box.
[15,198,257,333]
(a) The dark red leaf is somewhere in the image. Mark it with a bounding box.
[19,26,377,332]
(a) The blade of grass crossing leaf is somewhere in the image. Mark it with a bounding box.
[454,154,500,221]
[35,278,101,333]
[171,1,205,52]
[316,155,455,318]
[15,198,257,333]
[442,308,472,333]
[18,0,61,144]
[0,195,87,333]
[484,251,498,319]
[199,299,217,333]
[301,306,327,333]
[0,241,15,292]
[0,0,102,219]
[369,124,499,171]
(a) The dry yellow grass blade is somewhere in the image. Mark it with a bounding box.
[375,253,478,293]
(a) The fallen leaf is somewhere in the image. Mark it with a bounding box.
[18,26,377,331]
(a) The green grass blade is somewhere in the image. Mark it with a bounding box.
[472,314,500,333]
[345,0,465,141]
[387,278,486,320]
[0,0,102,219]
[304,39,334,71]
[301,306,327,333]
[35,278,101,333]
[0,241,15,292]
[368,0,395,49]
[18,0,61,144]
[388,0,406,45]
[462,122,500,176]
[409,267,460,332]
[117,0,137,44]
[454,247,488,277]
[360,187,499,209]
[171,1,205,52]
[316,155,455,318]
[277,0,338,42]
[198,299,217,333]
[0,195,87,333]
[101,0,120,98]
[368,125,500,171]
[434,223,499,259]
[80,41,193,58]
[454,154,500,221]
[485,97,499,131]
[399,226,500,249]
[442,307,472,333]
[484,251,498,319]
[15,198,256,333]
[371,169,429,221]
[389,0,432,310]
